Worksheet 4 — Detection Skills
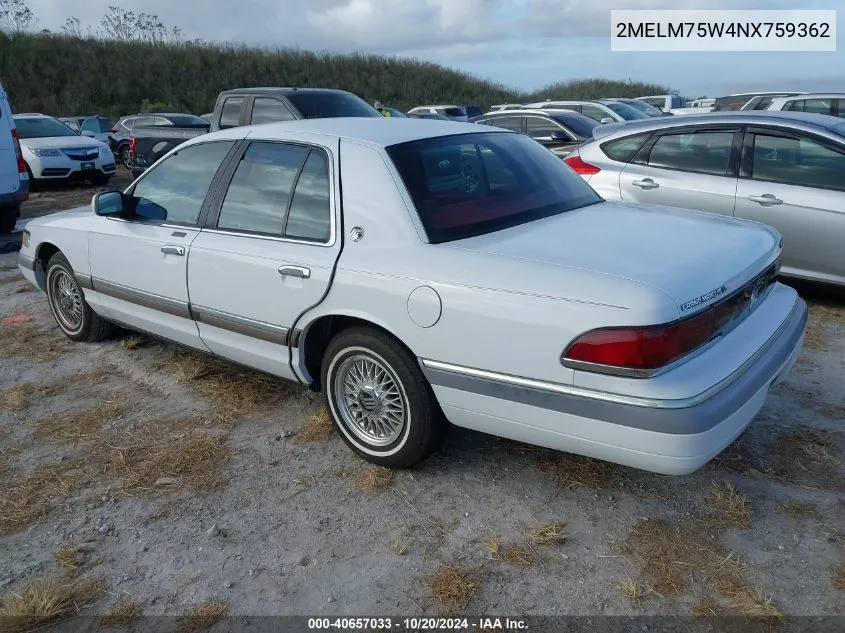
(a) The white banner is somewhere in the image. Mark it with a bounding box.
[611,9,836,52]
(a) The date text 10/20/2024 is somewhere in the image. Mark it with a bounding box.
[307,617,528,630]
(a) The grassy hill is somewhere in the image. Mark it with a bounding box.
[0,32,670,117]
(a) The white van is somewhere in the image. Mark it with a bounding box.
[0,81,29,233]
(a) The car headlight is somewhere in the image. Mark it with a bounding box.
[21,230,30,247]
[31,148,62,157]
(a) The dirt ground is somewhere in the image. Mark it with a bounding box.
[0,181,843,628]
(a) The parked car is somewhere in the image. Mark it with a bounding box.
[407,105,468,122]
[18,118,806,475]
[111,113,211,169]
[606,98,667,118]
[477,108,598,157]
[59,115,114,145]
[0,81,28,233]
[636,94,686,112]
[766,94,845,117]
[130,88,381,177]
[565,111,845,287]
[406,112,451,120]
[200,113,213,122]
[489,104,524,111]
[689,98,716,108]
[462,105,483,122]
[14,114,115,188]
[522,100,650,123]
[711,92,806,112]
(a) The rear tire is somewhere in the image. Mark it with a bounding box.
[0,204,19,234]
[45,252,113,342]
[321,327,447,468]
[119,145,132,169]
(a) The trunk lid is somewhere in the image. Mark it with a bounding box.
[444,200,780,314]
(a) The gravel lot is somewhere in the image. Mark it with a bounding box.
[0,178,843,627]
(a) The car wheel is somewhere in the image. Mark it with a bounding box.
[119,145,132,169]
[0,204,19,234]
[45,252,113,342]
[322,327,447,468]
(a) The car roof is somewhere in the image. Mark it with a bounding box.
[591,111,845,141]
[410,105,462,110]
[14,113,54,118]
[771,93,845,100]
[198,117,507,148]
[217,87,353,96]
[484,108,593,120]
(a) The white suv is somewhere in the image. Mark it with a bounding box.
[14,114,115,188]
[0,82,28,234]
[407,105,468,121]
[766,93,845,117]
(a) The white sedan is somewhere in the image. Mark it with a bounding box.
[18,118,807,474]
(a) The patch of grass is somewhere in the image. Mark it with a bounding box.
[97,427,228,495]
[484,537,536,568]
[778,502,817,519]
[527,522,568,545]
[0,576,102,632]
[175,600,228,633]
[356,467,395,492]
[422,565,482,615]
[0,462,86,535]
[53,546,82,570]
[118,336,147,350]
[390,525,409,556]
[0,323,72,363]
[804,302,843,351]
[781,428,841,467]
[534,453,625,489]
[833,565,845,591]
[832,532,845,547]
[820,404,845,419]
[13,285,35,294]
[709,438,758,475]
[100,599,141,628]
[170,350,292,415]
[691,600,721,616]
[293,408,335,443]
[32,396,129,444]
[704,481,750,529]
[0,370,108,412]
[621,517,780,617]
[0,273,24,285]
[617,577,648,605]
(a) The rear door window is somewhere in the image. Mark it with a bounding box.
[526,117,567,139]
[251,98,295,125]
[645,130,735,175]
[219,96,245,129]
[483,116,523,132]
[751,133,845,191]
[802,99,834,115]
[581,105,609,122]
[285,150,332,242]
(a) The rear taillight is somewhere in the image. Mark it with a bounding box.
[564,155,600,175]
[128,137,137,159]
[11,128,27,176]
[562,310,716,374]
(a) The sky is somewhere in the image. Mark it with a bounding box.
[23,0,845,97]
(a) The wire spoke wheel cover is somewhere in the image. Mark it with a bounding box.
[49,267,84,334]
[333,351,408,447]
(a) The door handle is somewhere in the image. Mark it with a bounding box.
[632,178,659,190]
[748,194,783,206]
[278,265,311,279]
[161,245,185,256]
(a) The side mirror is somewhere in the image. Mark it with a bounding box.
[92,191,125,216]
[550,130,569,141]
[600,117,615,124]
[81,130,96,138]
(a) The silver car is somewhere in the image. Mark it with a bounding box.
[565,111,845,288]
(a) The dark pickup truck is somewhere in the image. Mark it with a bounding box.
[130,87,381,177]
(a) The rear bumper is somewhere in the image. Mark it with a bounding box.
[423,291,807,475]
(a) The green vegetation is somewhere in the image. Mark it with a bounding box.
[0,31,671,118]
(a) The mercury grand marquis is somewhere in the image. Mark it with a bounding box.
[17,118,807,474]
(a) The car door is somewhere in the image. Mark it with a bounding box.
[618,127,740,216]
[734,129,845,285]
[187,138,341,380]
[88,140,237,347]
[524,115,578,156]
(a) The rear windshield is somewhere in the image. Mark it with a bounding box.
[15,117,78,138]
[387,132,602,243]
[604,102,649,120]
[286,92,381,119]
[551,114,597,138]
[713,95,752,111]
[441,107,466,117]
[464,106,483,117]
[166,114,211,127]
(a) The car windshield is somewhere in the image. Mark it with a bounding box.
[603,102,649,120]
[167,114,211,127]
[387,132,602,243]
[626,100,663,117]
[286,92,382,119]
[551,114,598,138]
[15,117,78,138]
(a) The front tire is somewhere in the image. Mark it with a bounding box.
[46,252,113,342]
[322,327,447,468]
